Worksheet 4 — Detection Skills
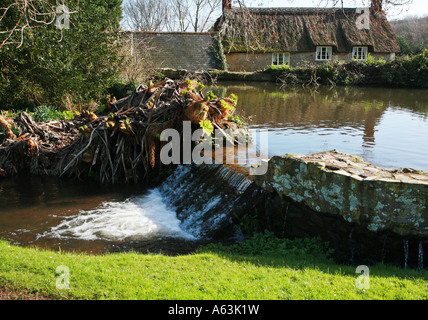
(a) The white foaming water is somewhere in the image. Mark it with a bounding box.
[40,164,253,242]
[178,195,224,237]
[41,189,195,241]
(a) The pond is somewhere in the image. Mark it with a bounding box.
[1,83,427,254]
[210,82,428,172]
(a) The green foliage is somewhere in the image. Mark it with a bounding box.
[227,115,244,125]
[396,35,412,56]
[267,64,291,71]
[202,231,334,260]
[196,82,205,92]
[365,54,387,67]
[316,61,340,84]
[0,124,19,143]
[184,79,205,93]
[274,52,428,88]
[97,104,106,113]
[204,90,217,101]
[229,93,238,105]
[105,80,138,101]
[233,213,259,235]
[0,0,123,110]
[220,99,232,110]
[199,119,214,136]
[211,35,228,71]
[31,106,74,123]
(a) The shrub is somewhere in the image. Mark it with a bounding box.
[32,106,75,123]
[0,0,123,110]
[274,52,428,88]
[200,230,335,260]
[267,64,291,71]
[105,80,138,101]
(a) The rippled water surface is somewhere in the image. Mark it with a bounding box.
[211,83,428,171]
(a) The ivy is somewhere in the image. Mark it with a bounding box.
[211,35,228,71]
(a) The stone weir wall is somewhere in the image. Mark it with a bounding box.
[250,150,427,268]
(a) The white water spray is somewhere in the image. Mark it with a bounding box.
[40,164,254,242]
[40,189,195,241]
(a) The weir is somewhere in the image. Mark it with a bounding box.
[158,164,255,239]
[160,151,427,269]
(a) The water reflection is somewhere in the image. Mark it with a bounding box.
[209,82,428,171]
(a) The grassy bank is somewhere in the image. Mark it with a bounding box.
[0,233,426,300]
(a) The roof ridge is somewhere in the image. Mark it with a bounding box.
[233,7,360,14]
[122,31,216,35]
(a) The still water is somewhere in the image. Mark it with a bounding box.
[211,82,428,172]
[1,84,427,253]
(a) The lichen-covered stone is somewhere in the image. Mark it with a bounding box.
[254,150,428,237]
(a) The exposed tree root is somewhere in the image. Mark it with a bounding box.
[0,78,243,183]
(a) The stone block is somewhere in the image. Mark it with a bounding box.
[254,150,428,237]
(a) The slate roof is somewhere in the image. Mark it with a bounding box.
[129,32,219,71]
[215,7,400,53]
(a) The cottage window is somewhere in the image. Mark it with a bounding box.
[352,46,368,60]
[272,53,290,66]
[316,46,332,61]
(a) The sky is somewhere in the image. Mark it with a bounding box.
[242,0,428,19]
[121,0,427,31]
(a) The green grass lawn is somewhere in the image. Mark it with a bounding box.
[0,233,426,300]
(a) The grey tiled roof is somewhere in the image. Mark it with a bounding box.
[131,32,219,71]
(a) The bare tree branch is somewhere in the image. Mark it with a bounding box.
[0,0,78,49]
[123,0,170,31]
[167,0,191,32]
[190,0,222,32]
[123,0,222,32]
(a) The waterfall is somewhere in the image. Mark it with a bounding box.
[403,239,409,269]
[40,163,256,243]
[282,202,289,237]
[381,234,388,264]
[349,227,355,264]
[158,164,255,239]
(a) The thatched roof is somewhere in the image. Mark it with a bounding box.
[214,7,400,53]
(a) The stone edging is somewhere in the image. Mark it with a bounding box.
[253,150,428,238]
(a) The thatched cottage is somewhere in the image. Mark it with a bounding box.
[214,0,400,71]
